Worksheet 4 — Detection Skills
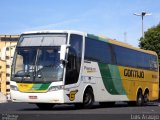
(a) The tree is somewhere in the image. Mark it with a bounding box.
[139,23,160,66]
[139,23,160,100]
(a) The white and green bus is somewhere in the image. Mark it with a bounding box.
[10,30,159,109]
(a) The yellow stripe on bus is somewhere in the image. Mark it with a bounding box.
[118,66,159,101]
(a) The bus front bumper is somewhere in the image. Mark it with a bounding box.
[10,90,65,103]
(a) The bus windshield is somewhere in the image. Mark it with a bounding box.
[12,47,64,82]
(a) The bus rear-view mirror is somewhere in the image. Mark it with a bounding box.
[59,44,70,61]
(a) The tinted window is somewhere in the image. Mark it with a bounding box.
[150,55,158,71]
[113,45,137,67]
[65,34,83,85]
[112,44,158,71]
[85,37,113,64]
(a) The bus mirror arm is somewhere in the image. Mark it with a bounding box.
[61,59,68,66]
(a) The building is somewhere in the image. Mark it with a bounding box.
[0,35,19,98]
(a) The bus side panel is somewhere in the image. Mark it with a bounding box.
[63,62,158,103]
[63,61,101,103]
[83,62,128,102]
[119,66,159,101]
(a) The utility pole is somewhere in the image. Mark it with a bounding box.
[134,11,151,38]
[124,32,127,43]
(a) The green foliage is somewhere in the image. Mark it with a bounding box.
[139,23,160,65]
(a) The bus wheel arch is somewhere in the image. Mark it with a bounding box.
[82,85,95,109]
[136,88,144,106]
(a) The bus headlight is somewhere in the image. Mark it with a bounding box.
[10,85,19,91]
[48,85,64,92]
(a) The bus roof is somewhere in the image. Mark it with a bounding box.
[22,30,86,36]
[21,30,157,56]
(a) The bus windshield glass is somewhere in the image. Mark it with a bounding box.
[12,34,67,83]
[18,34,67,47]
[12,47,63,82]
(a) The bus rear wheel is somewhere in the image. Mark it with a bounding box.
[136,90,144,106]
[83,88,94,109]
[36,103,54,110]
[144,92,149,105]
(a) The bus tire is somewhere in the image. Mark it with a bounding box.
[136,90,144,106]
[144,92,149,105]
[83,88,94,109]
[36,103,54,110]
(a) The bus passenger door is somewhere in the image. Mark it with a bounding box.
[65,48,78,85]
[64,34,83,103]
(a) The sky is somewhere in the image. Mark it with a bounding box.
[0,0,160,47]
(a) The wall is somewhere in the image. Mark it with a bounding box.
[0,35,19,97]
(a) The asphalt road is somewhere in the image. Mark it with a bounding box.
[0,102,160,120]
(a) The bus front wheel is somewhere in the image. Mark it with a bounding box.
[83,88,94,109]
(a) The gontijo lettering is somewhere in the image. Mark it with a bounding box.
[124,69,144,78]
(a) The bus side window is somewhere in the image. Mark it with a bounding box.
[150,55,158,71]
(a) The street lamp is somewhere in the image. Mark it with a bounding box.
[134,11,152,38]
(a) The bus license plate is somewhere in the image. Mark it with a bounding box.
[29,96,38,99]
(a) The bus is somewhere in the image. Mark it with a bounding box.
[9,30,159,109]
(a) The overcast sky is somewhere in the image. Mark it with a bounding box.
[0,0,160,47]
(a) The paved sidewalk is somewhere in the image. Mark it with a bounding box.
[0,92,7,103]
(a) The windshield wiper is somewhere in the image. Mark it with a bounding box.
[14,70,33,82]
[15,73,30,78]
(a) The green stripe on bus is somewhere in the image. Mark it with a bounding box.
[32,83,50,90]
[39,83,51,90]
[32,84,42,90]
[98,63,126,95]
[87,34,108,42]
